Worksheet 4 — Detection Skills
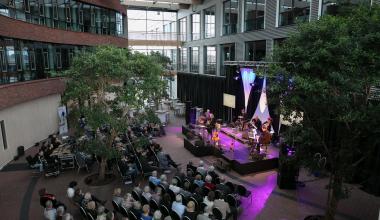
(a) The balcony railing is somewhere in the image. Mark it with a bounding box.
[128,31,185,41]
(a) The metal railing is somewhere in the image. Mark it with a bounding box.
[128,31,184,41]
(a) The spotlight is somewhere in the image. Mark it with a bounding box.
[234,76,240,80]
[250,82,255,87]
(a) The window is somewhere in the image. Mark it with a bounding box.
[79,10,83,24]
[91,9,95,27]
[279,0,310,26]
[244,0,265,31]
[223,0,239,35]
[179,17,187,41]
[65,4,71,22]
[53,1,58,19]
[38,1,44,16]
[190,47,199,73]
[0,50,6,72]
[191,13,200,41]
[221,44,235,76]
[320,0,338,16]
[16,51,22,71]
[245,40,266,61]
[204,6,215,38]
[43,51,49,69]
[0,120,7,150]
[24,0,30,12]
[29,50,36,70]
[205,46,216,75]
[56,50,62,69]
[179,48,187,71]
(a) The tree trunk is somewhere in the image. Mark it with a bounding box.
[98,158,107,181]
[325,174,342,220]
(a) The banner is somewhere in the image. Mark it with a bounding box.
[58,106,68,135]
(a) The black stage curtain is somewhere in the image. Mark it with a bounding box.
[177,72,226,120]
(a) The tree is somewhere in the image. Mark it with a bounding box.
[63,46,168,181]
[269,5,380,220]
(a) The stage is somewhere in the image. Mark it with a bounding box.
[182,125,279,175]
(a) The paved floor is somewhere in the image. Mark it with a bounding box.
[0,113,379,220]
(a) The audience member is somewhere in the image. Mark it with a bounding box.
[152,187,162,204]
[204,175,215,191]
[214,194,231,220]
[171,194,186,217]
[153,210,162,220]
[160,174,169,188]
[141,204,153,220]
[130,201,143,219]
[44,200,57,220]
[142,186,152,201]
[121,193,134,209]
[183,201,197,220]
[196,206,212,220]
[215,176,232,195]
[56,206,65,220]
[66,181,77,199]
[196,161,206,176]
[86,201,97,219]
[149,170,161,185]
[169,178,181,194]
[112,188,123,205]
[194,175,204,187]
[203,191,215,215]
[96,205,107,220]
[179,181,192,198]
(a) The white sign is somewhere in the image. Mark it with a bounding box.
[223,93,236,109]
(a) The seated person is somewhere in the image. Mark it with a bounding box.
[112,188,123,206]
[153,210,162,220]
[193,175,204,187]
[96,206,107,220]
[39,188,58,208]
[159,174,169,189]
[44,200,57,220]
[151,187,162,204]
[171,194,186,217]
[73,188,84,205]
[192,188,204,205]
[121,193,134,209]
[157,147,179,170]
[118,155,138,184]
[214,194,231,220]
[148,170,161,186]
[204,175,216,191]
[179,182,192,198]
[215,176,232,195]
[203,191,215,216]
[196,161,206,176]
[56,206,65,220]
[138,152,158,173]
[86,201,97,219]
[142,186,152,201]
[186,161,197,174]
[206,166,218,183]
[141,204,153,220]
[183,201,197,220]
[196,206,212,220]
[130,201,143,219]
[169,178,181,194]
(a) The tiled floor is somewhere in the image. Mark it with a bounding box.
[0,113,379,220]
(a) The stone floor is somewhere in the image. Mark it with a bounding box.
[0,113,379,220]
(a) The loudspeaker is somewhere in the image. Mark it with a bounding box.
[17,146,25,157]
[185,101,192,125]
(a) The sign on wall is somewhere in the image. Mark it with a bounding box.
[58,106,68,135]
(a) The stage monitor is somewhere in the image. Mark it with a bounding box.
[223,93,236,109]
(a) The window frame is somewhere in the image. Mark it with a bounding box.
[278,0,311,27]
[204,5,216,39]
[204,45,217,75]
[43,51,49,70]
[190,47,199,73]
[191,12,201,41]
[244,0,266,32]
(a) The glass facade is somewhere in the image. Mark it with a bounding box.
[190,47,199,73]
[1,0,124,36]
[220,43,235,76]
[0,37,82,84]
[223,0,239,35]
[127,9,177,40]
[179,47,187,71]
[245,40,266,61]
[205,46,216,75]
[204,6,215,38]
[179,17,187,41]
[244,0,265,31]
[191,12,201,41]
[279,0,310,26]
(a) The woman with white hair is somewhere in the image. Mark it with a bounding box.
[204,175,216,190]
[171,194,186,217]
[112,188,123,205]
[44,200,57,220]
[160,174,169,188]
[169,178,181,194]
[96,205,107,220]
[121,193,134,209]
[153,210,162,220]
[196,160,206,176]
[142,186,152,201]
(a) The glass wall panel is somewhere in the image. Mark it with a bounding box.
[244,0,265,31]
[245,40,266,61]
[191,12,200,41]
[223,0,239,35]
[220,43,235,76]
[279,0,310,26]
[205,46,216,75]
[179,47,188,71]
[190,47,199,73]
[204,6,215,38]
[179,17,187,41]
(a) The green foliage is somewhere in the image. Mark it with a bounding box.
[270,5,380,218]
[82,136,120,160]
[133,136,150,151]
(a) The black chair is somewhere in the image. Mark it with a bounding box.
[200,202,207,212]
[149,199,159,211]
[128,210,138,220]
[111,200,120,213]
[79,206,87,220]
[132,190,141,201]
[225,182,235,193]
[183,216,192,220]
[179,193,186,205]
[149,181,156,191]
[158,184,167,194]
[202,187,210,196]
[170,210,181,220]
[189,197,199,211]
[141,195,149,205]
[160,204,170,217]
[215,190,223,200]
[167,188,176,202]
[212,207,223,220]
[86,211,95,220]
[119,206,128,217]
[237,184,252,204]
[174,176,182,187]
[225,194,238,208]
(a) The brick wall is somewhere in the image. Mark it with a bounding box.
[0,78,66,110]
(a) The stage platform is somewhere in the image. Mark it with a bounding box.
[182,125,279,175]
[220,127,249,144]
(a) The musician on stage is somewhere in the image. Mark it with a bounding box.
[240,109,247,120]
[251,116,262,132]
